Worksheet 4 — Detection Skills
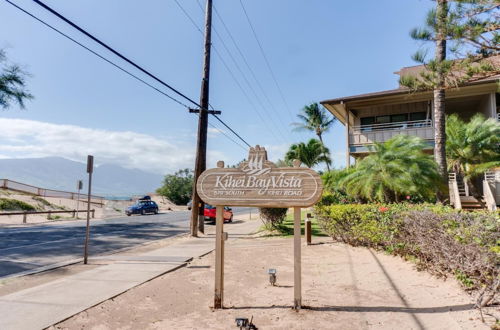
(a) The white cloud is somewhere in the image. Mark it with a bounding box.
[0,119,226,174]
[263,143,290,162]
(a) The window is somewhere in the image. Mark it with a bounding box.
[391,114,408,123]
[360,117,375,131]
[409,112,427,121]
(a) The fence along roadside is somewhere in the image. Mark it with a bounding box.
[0,179,104,206]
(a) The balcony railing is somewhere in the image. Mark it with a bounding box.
[351,119,433,133]
[349,119,434,146]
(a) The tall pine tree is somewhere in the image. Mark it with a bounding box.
[400,0,499,196]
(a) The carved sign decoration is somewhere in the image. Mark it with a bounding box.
[197,145,323,207]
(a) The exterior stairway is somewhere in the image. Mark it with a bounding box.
[449,173,487,210]
[459,196,485,211]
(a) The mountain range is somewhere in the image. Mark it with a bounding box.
[0,157,164,197]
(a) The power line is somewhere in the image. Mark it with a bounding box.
[32,0,201,108]
[207,121,247,151]
[7,0,252,148]
[3,0,190,108]
[238,0,295,123]
[178,0,289,143]
[212,3,294,137]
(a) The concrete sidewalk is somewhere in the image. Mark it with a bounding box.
[0,217,260,330]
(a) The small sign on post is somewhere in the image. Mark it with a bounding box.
[83,155,94,265]
[76,180,83,219]
[197,146,323,310]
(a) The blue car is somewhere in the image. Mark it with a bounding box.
[126,200,159,216]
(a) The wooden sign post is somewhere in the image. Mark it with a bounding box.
[197,146,323,310]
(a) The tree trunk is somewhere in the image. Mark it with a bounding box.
[434,0,448,202]
[317,133,331,171]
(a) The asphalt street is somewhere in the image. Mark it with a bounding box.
[0,208,254,278]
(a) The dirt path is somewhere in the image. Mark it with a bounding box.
[53,237,491,330]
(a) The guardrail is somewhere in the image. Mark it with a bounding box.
[0,179,104,206]
[0,209,95,223]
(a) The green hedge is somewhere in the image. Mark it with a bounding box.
[0,198,36,211]
[314,203,499,296]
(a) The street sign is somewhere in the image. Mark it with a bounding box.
[86,155,94,174]
[197,146,323,208]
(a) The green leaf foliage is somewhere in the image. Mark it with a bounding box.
[285,138,331,169]
[340,135,442,203]
[401,1,500,91]
[314,203,499,293]
[0,49,33,109]
[0,198,36,211]
[156,168,193,205]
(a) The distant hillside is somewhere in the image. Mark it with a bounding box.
[0,157,163,197]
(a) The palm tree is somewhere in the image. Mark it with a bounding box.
[341,135,441,202]
[0,50,33,109]
[446,113,500,197]
[292,103,335,170]
[285,139,331,169]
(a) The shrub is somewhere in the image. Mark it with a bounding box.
[0,198,36,211]
[259,208,288,230]
[396,210,499,290]
[156,169,193,205]
[314,203,499,305]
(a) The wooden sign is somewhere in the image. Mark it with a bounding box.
[200,145,324,310]
[197,145,323,207]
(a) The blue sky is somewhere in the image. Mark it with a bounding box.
[0,0,433,174]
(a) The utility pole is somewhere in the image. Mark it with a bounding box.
[190,0,213,237]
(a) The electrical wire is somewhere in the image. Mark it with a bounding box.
[238,0,295,122]
[176,0,288,143]
[4,0,190,108]
[6,0,252,148]
[212,3,293,137]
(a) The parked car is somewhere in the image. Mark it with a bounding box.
[126,200,159,216]
[204,204,233,223]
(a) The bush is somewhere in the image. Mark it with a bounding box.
[156,169,193,205]
[314,203,499,305]
[0,198,36,211]
[259,208,288,230]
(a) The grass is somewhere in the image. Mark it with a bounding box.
[0,198,36,211]
[261,210,327,237]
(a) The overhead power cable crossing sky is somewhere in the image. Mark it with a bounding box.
[238,0,296,124]
[211,1,304,141]
[194,0,292,142]
[174,0,289,144]
[3,0,252,149]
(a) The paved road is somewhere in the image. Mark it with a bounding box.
[0,208,254,278]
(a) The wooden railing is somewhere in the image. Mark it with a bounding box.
[0,209,95,224]
[448,173,462,210]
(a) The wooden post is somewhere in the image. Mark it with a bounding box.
[214,205,224,309]
[23,213,27,224]
[345,104,351,168]
[305,219,312,245]
[190,0,213,237]
[294,206,302,309]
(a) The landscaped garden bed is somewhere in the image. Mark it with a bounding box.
[314,202,499,307]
